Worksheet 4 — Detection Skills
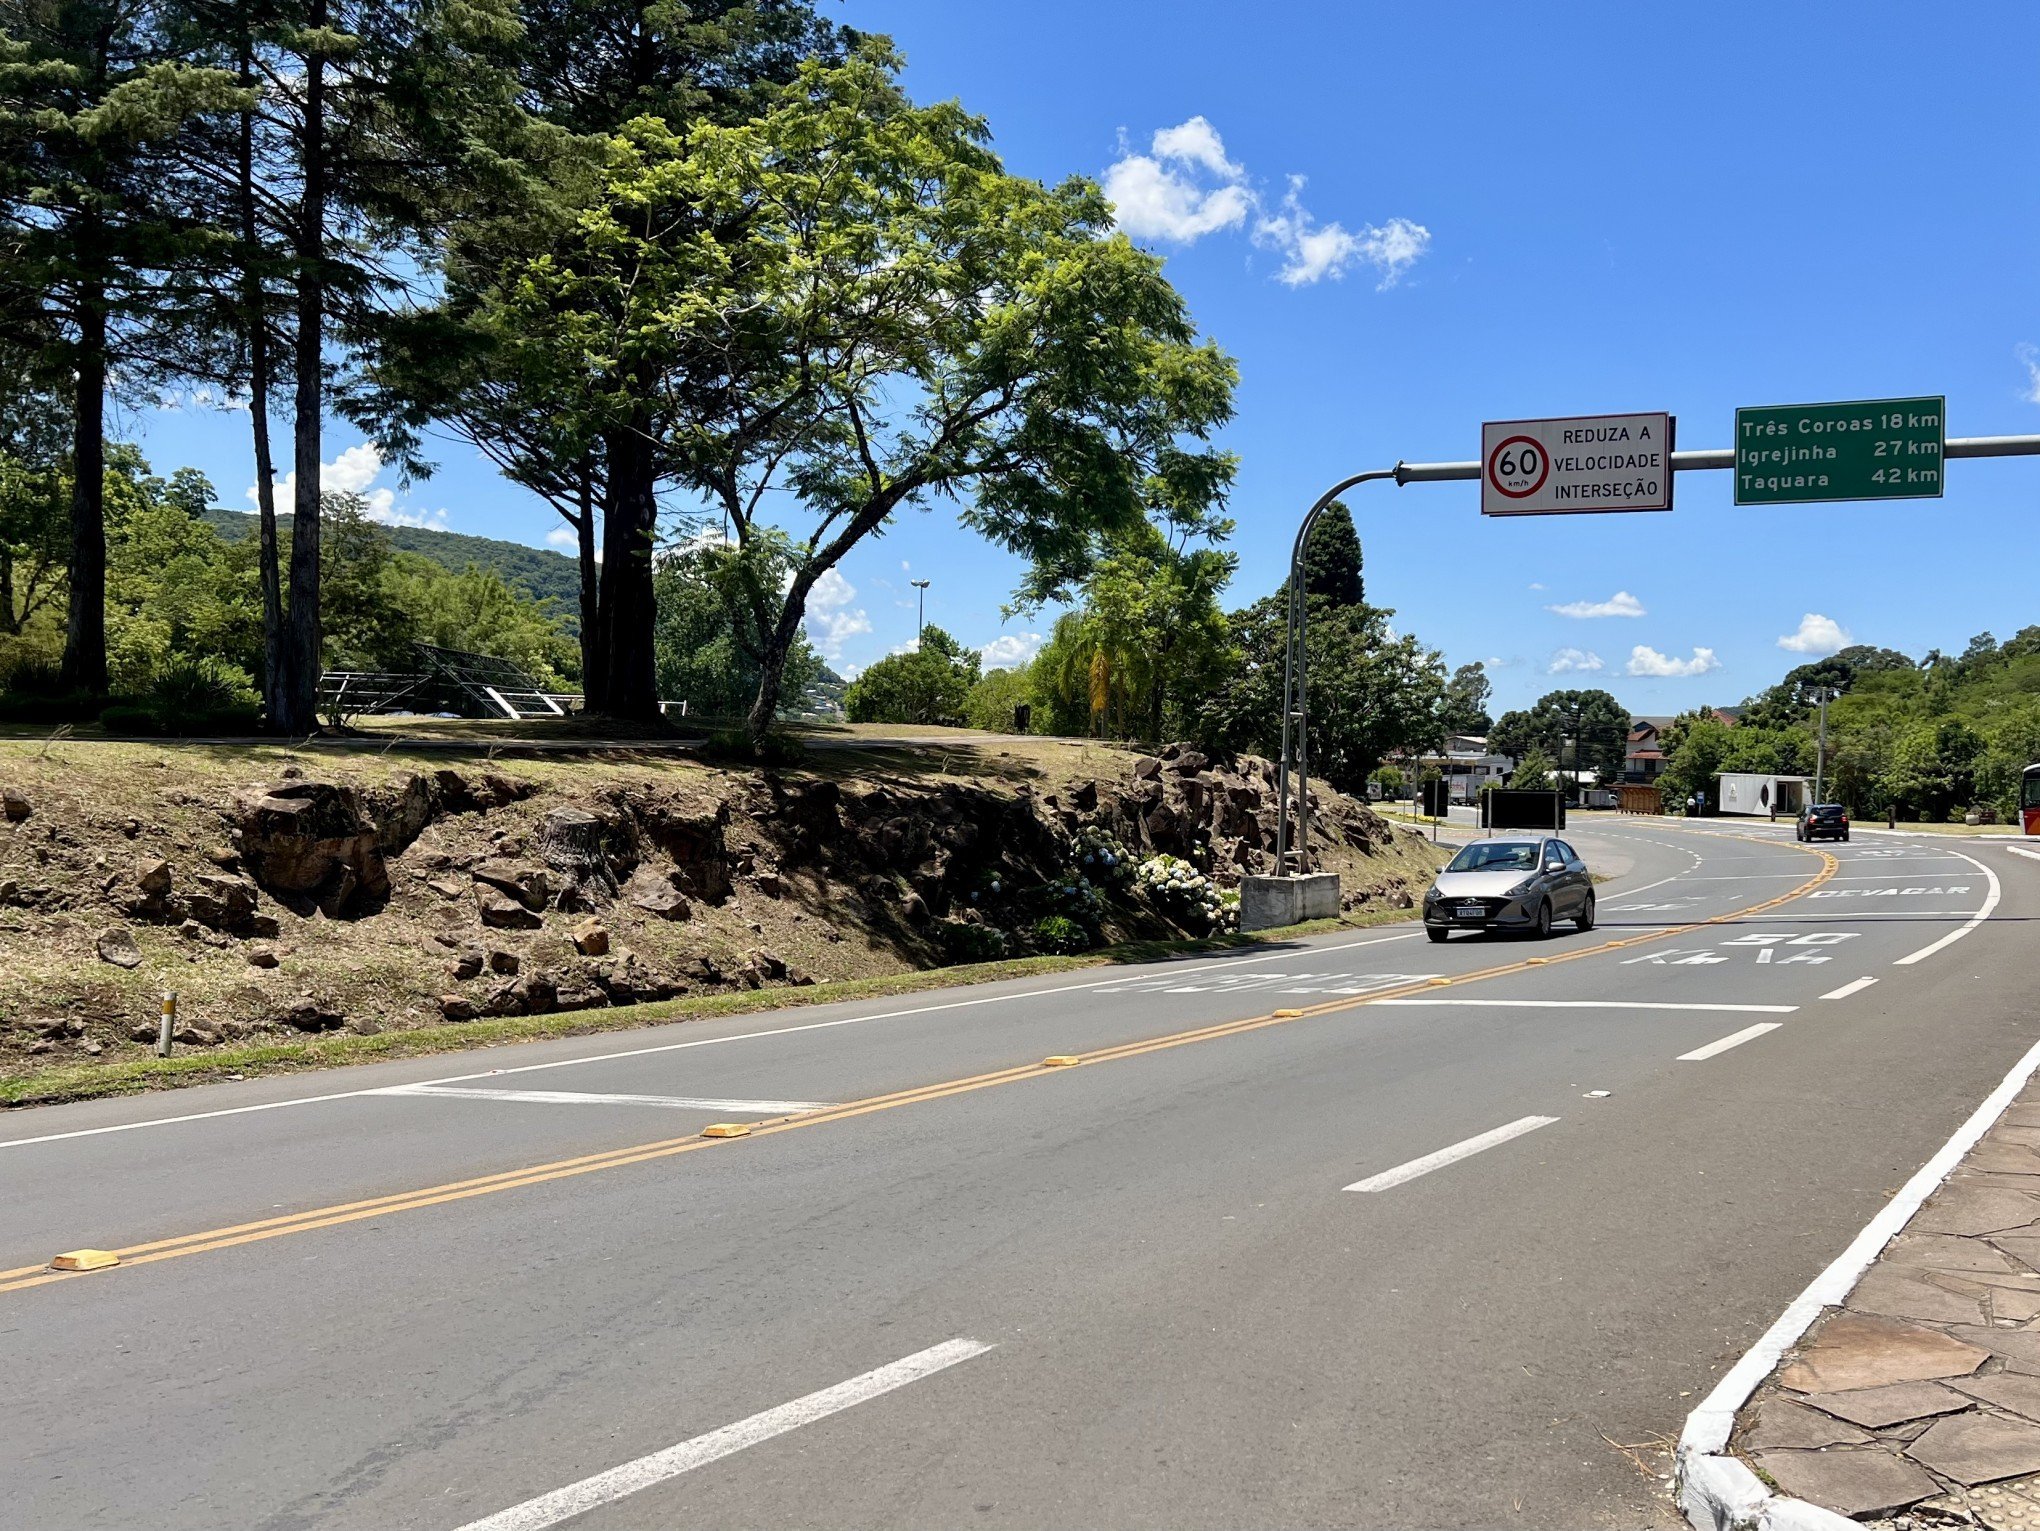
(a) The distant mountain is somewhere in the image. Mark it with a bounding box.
[203,508,582,629]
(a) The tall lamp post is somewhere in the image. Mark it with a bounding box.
[910,579,930,649]
[1812,685,1832,805]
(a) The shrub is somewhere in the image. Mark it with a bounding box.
[1039,873,1106,932]
[700,728,807,767]
[1069,825,1134,888]
[97,703,163,736]
[1134,852,1228,930]
[142,655,261,735]
[936,919,1008,964]
[1031,914,1090,954]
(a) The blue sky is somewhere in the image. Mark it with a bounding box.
[136,0,2040,714]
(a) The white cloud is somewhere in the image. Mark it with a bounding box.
[1253,178,1431,288]
[1546,589,1646,620]
[1102,117,1253,244]
[1547,647,1603,675]
[1778,613,1850,655]
[1527,582,1546,591]
[1627,644,1721,678]
[979,632,1043,670]
[545,526,577,551]
[1104,119,1429,288]
[257,441,448,529]
[2020,343,2040,405]
[802,567,871,662]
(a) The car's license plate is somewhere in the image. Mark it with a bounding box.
[1456,907,1484,921]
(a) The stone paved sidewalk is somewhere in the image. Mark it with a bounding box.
[1733,1084,2040,1527]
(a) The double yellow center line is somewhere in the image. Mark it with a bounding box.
[0,839,1836,1298]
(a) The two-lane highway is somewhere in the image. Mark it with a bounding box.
[4,819,2036,1528]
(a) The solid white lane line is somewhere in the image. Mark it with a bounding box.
[1369,998,1797,1014]
[1343,1115,1558,1193]
[1677,1023,1783,1062]
[452,1338,994,1531]
[1820,977,1879,1001]
[2007,845,2040,863]
[1893,846,2001,966]
[0,931,1427,1151]
[366,1084,836,1113]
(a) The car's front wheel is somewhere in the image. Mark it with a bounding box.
[1533,898,1553,939]
[1575,891,1595,932]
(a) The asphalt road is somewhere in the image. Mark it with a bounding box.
[4,818,2037,1529]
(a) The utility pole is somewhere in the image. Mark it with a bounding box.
[1814,686,1831,804]
[911,579,930,650]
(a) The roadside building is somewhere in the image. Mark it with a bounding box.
[1407,734,1514,804]
[1714,771,1809,818]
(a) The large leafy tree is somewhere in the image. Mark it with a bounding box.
[480,43,1236,727]
[361,1,847,702]
[0,1,241,692]
[1439,661,1492,736]
[1490,688,1631,782]
[652,535,824,719]
[0,353,71,637]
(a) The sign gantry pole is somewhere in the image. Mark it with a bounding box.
[1271,427,2040,879]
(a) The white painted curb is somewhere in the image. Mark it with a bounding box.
[1676,1031,2040,1531]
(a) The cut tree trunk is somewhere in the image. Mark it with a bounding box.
[276,15,326,736]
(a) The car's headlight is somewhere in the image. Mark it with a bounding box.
[1503,878,1537,900]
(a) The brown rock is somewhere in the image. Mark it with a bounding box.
[487,949,521,976]
[1132,755,1161,780]
[234,782,390,916]
[205,846,239,869]
[0,788,30,821]
[478,891,542,931]
[553,983,607,1013]
[623,867,691,922]
[281,999,344,1032]
[95,926,143,969]
[572,924,610,957]
[426,878,466,900]
[1906,1411,2040,1485]
[748,948,788,980]
[244,946,279,969]
[1753,1448,1940,1516]
[753,870,782,898]
[1802,1380,1973,1428]
[438,994,476,1021]
[451,951,484,981]
[249,914,281,939]
[472,860,550,912]
[513,973,557,1014]
[479,981,526,1018]
[1778,1313,1988,1393]
[135,858,174,897]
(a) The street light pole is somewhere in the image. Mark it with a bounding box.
[911,579,930,650]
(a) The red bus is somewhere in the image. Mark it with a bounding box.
[2026,762,2040,836]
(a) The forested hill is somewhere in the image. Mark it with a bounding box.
[202,509,581,619]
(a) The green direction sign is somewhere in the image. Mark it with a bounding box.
[1734,396,1944,505]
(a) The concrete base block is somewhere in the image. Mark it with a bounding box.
[1238,873,1341,932]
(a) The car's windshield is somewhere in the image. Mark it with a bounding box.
[1810,805,1845,818]
[1446,842,1540,873]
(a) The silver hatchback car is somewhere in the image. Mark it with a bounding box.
[1422,835,1594,942]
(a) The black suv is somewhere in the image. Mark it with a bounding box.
[1797,803,1850,843]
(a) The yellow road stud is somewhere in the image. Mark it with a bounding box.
[699,1123,751,1138]
[1428,977,1452,987]
[1526,957,1548,965]
[1271,1008,1305,1018]
[50,1249,119,1272]
[1041,1055,1082,1067]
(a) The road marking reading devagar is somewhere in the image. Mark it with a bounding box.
[1343,1116,1559,1194]
[1892,845,2000,966]
[1677,1023,1783,1062]
[450,1338,994,1531]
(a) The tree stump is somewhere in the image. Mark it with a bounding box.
[540,808,616,901]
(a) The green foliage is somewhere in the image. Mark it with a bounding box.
[654,537,825,719]
[1199,596,1446,794]
[1372,764,1409,799]
[1028,521,1235,741]
[699,728,807,767]
[1490,689,1630,781]
[936,919,1009,964]
[1508,747,1556,793]
[383,555,576,685]
[1030,915,1089,955]
[101,653,261,735]
[1439,662,1493,736]
[1296,499,1363,607]
[964,661,1037,733]
[843,626,980,726]
[318,498,418,673]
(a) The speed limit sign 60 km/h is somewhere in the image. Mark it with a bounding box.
[1480,412,1674,517]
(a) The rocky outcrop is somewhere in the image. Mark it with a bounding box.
[234,782,390,918]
